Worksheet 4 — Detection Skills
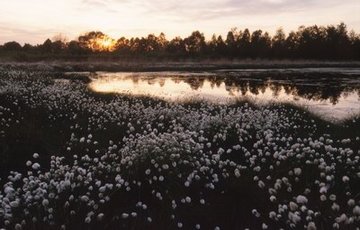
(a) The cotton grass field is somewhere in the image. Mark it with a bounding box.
[0,66,359,230]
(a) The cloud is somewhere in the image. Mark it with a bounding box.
[0,0,359,44]
[0,25,61,44]
[137,0,350,22]
[82,0,108,7]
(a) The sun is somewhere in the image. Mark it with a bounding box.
[99,38,115,50]
[89,35,116,52]
[100,39,111,47]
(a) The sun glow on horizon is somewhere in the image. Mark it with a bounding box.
[86,34,116,51]
[97,37,116,51]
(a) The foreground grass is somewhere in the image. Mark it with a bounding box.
[0,69,359,230]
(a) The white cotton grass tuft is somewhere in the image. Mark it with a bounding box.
[296,195,308,204]
[31,163,40,170]
[342,176,349,183]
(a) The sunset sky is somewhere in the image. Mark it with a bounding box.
[0,0,359,45]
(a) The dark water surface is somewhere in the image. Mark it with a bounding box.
[87,68,360,122]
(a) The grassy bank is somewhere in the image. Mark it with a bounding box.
[1,59,360,72]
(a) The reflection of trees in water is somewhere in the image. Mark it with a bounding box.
[269,84,283,97]
[295,86,341,104]
[173,78,181,84]
[159,78,166,87]
[132,77,139,84]
[217,74,359,103]
[186,77,205,90]
[125,73,360,103]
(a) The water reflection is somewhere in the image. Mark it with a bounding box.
[88,71,360,122]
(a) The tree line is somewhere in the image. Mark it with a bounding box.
[1,23,360,60]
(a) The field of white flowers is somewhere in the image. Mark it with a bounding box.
[0,68,359,230]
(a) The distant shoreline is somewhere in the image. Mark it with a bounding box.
[1,60,360,72]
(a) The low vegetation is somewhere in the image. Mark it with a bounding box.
[0,68,359,229]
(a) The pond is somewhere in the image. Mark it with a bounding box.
[88,69,360,122]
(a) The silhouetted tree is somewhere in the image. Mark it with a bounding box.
[184,31,206,55]
[115,37,130,54]
[207,35,227,57]
[297,25,327,58]
[67,40,84,55]
[142,33,168,54]
[41,39,53,53]
[52,41,66,53]
[216,35,227,56]
[349,30,360,59]
[2,41,22,51]
[157,33,168,53]
[225,28,238,57]
[238,29,251,57]
[250,30,271,58]
[325,23,351,59]
[285,31,300,58]
[167,36,186,56]
[272,28,286,58]
[22,43,34,52]
[1,23,359,60]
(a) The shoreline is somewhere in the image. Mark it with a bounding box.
[1,60,360,72]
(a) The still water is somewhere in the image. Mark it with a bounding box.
[88,69,360,122]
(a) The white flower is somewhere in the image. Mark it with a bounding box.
[307,222,316,230]
[353,206,360,216]
[84,217,91,223]
[97,213,104,221]
[81,195,89,202]
[32,163,40,170]
[262,223,268,229]
[234,169,241,178]
[289,202,298,211]
[294,168,302,176]
[42,199,49,206]
[270,195,276,202]
[296,195,308,204]
[347,199,355,207]
[10,200,20,208]
[342,176,349,183]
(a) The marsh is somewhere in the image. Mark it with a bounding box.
[0,66,359,229]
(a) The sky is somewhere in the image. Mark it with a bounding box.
[0,0,359,45]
